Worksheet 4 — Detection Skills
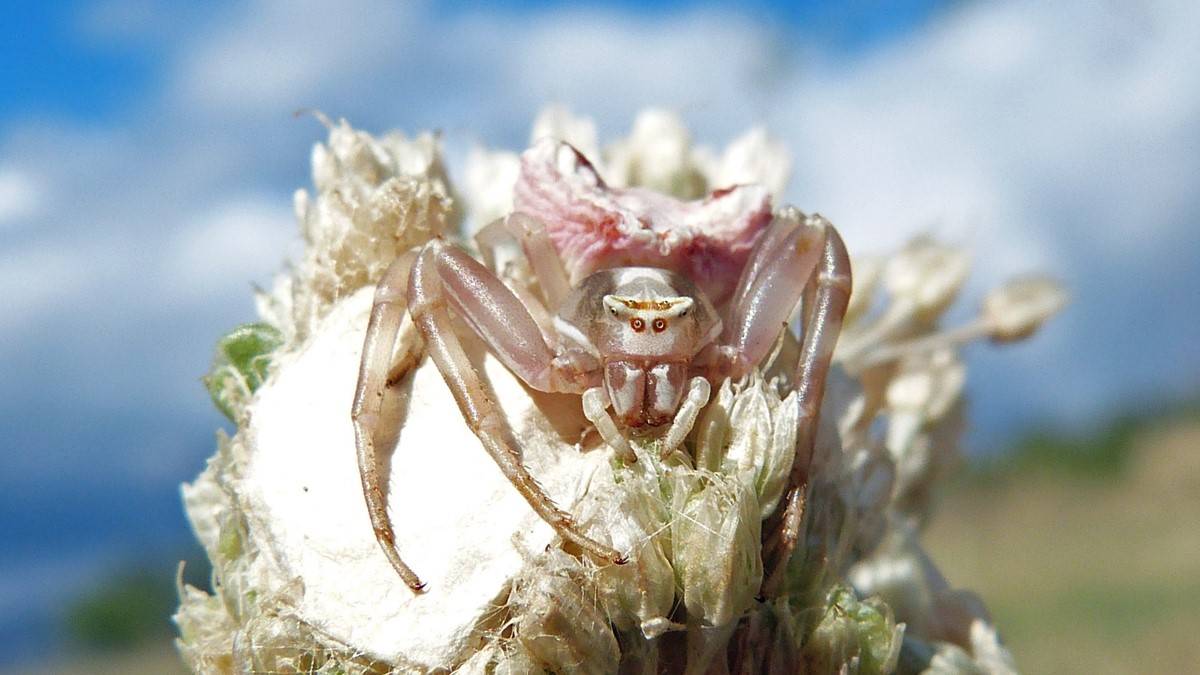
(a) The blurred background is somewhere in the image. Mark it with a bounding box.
[1,0,1197,672]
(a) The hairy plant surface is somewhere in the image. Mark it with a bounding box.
[177,107,1063,674]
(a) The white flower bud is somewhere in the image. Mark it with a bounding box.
[908,618,1017,675]
[692,376,799,519]
[886,349,966,442]
[579,473,675,636]
[510,551,620,675]
[982,275,1068,342]
[530,105,600,161]
[922,643,984,674]
[967,619,1019,675]
[713,127,791,198]
[845,254,884,327]
[805,584,904,674]
[693,377,738,473]
[462,148,520,230]
[884,237,970,321]
[885,349,965,471]
[669,470,763,627]
[605,109,706,198]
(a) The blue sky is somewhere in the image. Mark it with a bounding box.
[1,0,1198,664]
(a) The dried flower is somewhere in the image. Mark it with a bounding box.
[508,551,621,675]
[693,375,800,519]
[982,276,1069,343]
[883,237,970,324]
[669,469,763,628]
[577,470,675,636]
[178,108,1063,674]
[805,584,904,674]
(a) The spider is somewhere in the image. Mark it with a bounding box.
[350,141,850,593]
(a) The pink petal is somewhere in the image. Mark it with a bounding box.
[514,138,771,306]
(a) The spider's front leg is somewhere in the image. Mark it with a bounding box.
[356,239,626,592]
[704,211,852,596]
[477,213,635,463]
[352,250,425,591]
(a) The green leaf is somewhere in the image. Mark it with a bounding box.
[805,584,903,674]
[203,323,284,422]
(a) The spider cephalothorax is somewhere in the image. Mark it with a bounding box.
[556,268,719,429]
[352,140,850,593]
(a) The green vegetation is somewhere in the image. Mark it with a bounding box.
[203,322,284,422]
[970,397,1200,480]
[65,570,177,650]
[806,584,901,674]
[64,552,210,651]
[927,411,1200,673]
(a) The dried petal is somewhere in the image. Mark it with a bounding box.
[712,127,791,198]
[669,470,763,627]
[693,377,738,473]
[803,584,904,675]
[983,275,1068,342]
[511,551,620,675]
[579,472,675,635]
[884,237,970,321]
[692,376,799,519]
[279,118,457,339]
[885,348,967,459]
[513,137,771,305]
[604,108,705,198]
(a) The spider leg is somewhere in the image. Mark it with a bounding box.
[473,217,557,341]
[727,208,807,314]
[479,214,644,470]
[764,220,851,597]
[706,214,851,596]
[408,241,626,566]
[474,212,571,311]
[660,376,711,459]
[582,387,635,463]
[351,251,427,591]
[505,212,571,311]
[717,214,828,378]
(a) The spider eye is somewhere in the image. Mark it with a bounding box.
[680,310,688,317]
[652,318,667,333]
[630,318,646,332]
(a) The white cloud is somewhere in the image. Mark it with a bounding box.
[1,0,1196,466]
[769,0,1200,424]
[162,196,297,300]
[171,0,420,114]
[0,2,1196,655]
[496,9,780,122]
[0,244,93,326]
[0,167,43,226]
[783,0,1199,263]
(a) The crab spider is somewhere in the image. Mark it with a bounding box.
[351,210,850,593]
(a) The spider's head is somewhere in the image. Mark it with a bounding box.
[578,268,718,362]
[600,293,695,355]
[555,267,721,428]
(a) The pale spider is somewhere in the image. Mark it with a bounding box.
[351,146,850,594]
